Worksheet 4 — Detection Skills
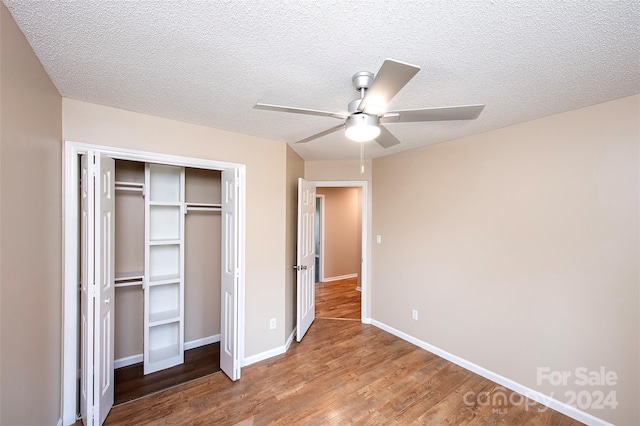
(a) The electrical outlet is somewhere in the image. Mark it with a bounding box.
[376,235,382,244]
[270,318,276,330]
[412,309,418,320]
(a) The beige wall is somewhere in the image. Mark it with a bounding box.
[62,98,288,358]
[316,187,361,279]
[285,145,304,337]
[372,95,640,425]
[0,4,63,425]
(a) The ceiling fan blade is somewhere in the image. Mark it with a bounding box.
[382,104,485,123]
[254,103,347,119]
[358,59,420,114]
[375,125,401,149]
[295,124,344,144]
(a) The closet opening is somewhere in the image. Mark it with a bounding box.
[106,161,223,405]
[62,142,245,426]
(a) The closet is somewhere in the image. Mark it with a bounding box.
[113,160,221,375]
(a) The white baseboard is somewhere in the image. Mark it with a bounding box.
[114,334,221,369]
[242,328,297,367]
[242,344,286,367]
[322,273,358,282]
[370,320,611,426]
[114,353,143,369]
[57,418,63,426]
[184,334,220,351]
[285,327,297,351]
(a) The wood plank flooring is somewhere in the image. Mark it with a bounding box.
[100,318,582,425]
[315,277,361,320]
[114,342,220,405]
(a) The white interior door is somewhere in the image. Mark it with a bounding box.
[80,153,115,426]
[220,168,240,380]
[296,178,316,342]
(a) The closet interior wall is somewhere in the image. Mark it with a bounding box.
[113,160,222,367]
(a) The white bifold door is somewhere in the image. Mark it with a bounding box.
[80,153,115,426]
[79,157,242,425]
[296,178,316,342]
[220,168,240,380]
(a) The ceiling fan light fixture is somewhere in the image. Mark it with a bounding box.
[345,114,380,142]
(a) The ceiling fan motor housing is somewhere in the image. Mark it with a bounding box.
[352,71,374,91]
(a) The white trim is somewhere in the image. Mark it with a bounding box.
[315,194,325,283]
[310,181,368,324]
[184,334,221,351]
[62,141,246,426]
[322,273,358,282]
[57,418,63,426]
[370,320,612,426]
[243,329,296,367]
[114,354,143,369]
[114,334,221,369]
[242,345,286,367]
[285,327,297,351]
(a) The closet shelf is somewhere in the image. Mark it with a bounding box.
[148,273,181,285]
[149,344,180,364]
[186,203,221,213]
[149,309,180,325]
[149,201,181,207]
[149,239,181,246]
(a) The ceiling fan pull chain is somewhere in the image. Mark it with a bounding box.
[360,142,365,177]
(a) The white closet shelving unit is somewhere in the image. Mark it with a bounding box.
[144,164,185,374]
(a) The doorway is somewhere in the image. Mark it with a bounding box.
[62,142,246,426]
[310,180,368,323]
[314,186,362,320]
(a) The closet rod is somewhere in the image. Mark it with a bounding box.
[115,181,145,193]
[115,280,144,288]
[186,206,221,213]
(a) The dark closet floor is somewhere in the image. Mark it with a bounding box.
[114,342,220,405]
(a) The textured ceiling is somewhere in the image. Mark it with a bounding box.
[4,0,639,161]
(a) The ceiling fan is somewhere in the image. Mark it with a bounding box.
[254,59,485,148]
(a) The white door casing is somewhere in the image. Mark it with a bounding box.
[296,178,316,342]
[220,167,240,380]
[80,154,94,426]
[63,143,246,426]
[80,153,115,426]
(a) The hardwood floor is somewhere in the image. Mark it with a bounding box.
[315,277,361,320]
[100,319,582,425]
[114,342,220,405]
